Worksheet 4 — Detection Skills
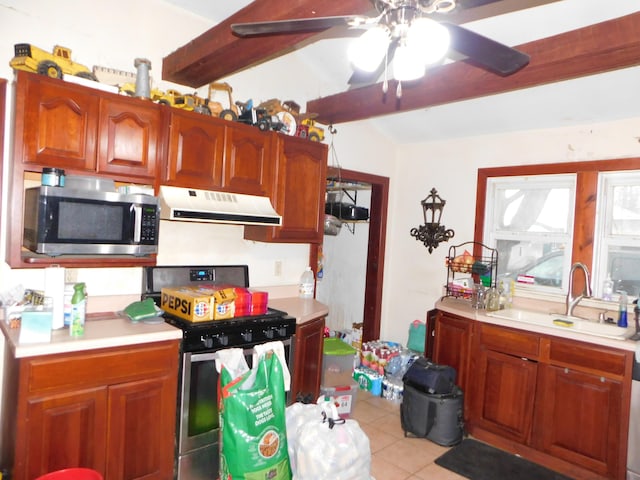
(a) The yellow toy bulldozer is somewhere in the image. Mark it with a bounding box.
[10,43,96,81]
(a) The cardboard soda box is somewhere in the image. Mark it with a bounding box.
[161,286,236,322]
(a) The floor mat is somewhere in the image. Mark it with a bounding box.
[434,438,573,480]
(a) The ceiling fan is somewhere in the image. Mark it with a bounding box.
[231,0,530,96]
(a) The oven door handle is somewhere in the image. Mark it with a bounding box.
[189,337,293,363]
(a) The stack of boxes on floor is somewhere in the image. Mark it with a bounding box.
[321,324,420,413]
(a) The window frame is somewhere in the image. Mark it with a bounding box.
[474,157,640,297]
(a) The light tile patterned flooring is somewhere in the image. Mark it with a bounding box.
[351,389,466,480]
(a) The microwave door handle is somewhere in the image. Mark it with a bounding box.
[132,205,142,242]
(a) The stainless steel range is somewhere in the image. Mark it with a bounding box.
[142,265,296,480]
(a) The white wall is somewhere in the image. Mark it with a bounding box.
[381,118,640,344]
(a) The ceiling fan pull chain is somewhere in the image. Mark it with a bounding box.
[382,46,389,94]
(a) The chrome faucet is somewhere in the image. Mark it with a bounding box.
[565,262,592,317]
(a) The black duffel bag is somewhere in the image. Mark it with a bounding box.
[402,357,456,395]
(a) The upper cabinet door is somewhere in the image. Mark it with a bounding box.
[97,97,163,181]
[245,135,327,243]
[223,123,274,196]
[165,109,225,190]
[15,71,99,170]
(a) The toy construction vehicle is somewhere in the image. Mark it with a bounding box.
[207,82,239,121]
[150,89,210,114]
[119,83,211,114]
[236,99,286,133]
[257,98,325,141]
[10,43,97,81]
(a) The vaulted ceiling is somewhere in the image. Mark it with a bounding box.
[162,1,640,140]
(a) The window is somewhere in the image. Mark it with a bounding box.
[476,159,640,300]
[483,174,575,292]
[593,171,640,297]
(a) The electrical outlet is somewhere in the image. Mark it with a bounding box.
[274,260,282,277]
[65,268,77,284]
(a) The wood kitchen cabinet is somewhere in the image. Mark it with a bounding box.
[432,311,472,400]
[223,122,274,196]
[458,317,634,480]
[291,315,325,402]
[245,135,328,243]
[4,341,179,480]
[164,108,225,190]
[468,323,540,444]
[14,70,162,181]
[164,111,275,196]
[532,337,629,479]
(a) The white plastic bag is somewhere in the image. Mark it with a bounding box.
[285,400,372,480]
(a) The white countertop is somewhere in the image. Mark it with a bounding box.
[437,297,639,353]
[268,297,329,324]
[0,313,182,358]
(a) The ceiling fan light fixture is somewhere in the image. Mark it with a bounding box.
[393,43,425,81]
[348,26,389,72]
[407,17,451,65]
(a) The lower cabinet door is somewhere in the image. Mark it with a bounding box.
[532,364,624,478]
[470,348,538,444]
[23,387,108,479]
[106,376,176,480]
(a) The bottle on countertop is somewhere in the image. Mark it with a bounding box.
[602,274,614,301]
[70,282,86,337]
[299,266,315,299]
[618,290,628,328]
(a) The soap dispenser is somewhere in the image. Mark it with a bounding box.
[618,291,628,328]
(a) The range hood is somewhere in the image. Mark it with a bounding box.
[159,185,282,226]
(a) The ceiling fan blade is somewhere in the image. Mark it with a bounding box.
[231,16,362,37]
[443,22,529,76]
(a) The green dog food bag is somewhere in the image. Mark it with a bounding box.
[219,350,292,480]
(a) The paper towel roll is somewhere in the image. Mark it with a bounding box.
[45,266,65,329]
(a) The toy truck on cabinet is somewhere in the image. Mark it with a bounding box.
[9,43,97,81]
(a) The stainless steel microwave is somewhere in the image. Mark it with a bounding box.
[23,186,160,257]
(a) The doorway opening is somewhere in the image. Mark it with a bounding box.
[313,167,389,343]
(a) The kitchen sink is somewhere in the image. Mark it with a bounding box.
[485,308,632,340]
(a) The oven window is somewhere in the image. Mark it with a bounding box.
[188,361,219,436]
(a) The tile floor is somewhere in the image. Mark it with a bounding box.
[351,389,466,480]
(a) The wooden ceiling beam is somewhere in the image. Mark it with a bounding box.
[162,0,558,88]
[307,12,640,124]
[162,0,373,87]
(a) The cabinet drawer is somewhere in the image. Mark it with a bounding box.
[477,323,540,359]
[24,341,179,395]
[546,337,628,377]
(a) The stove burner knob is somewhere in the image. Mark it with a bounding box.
[277,326,288,337]
[241,331,253,343]
[201,336,214,349]
[219,334,229,346]
[264,328,275,339]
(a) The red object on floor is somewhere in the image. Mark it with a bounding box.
[35,468,103,480]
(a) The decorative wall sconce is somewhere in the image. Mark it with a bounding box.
[410,188,455,253]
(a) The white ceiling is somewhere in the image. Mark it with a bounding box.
[163,0,640,144]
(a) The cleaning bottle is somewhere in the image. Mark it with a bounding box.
[70,282,86,337]
[617,290,628,328]
[299,266,315,299]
